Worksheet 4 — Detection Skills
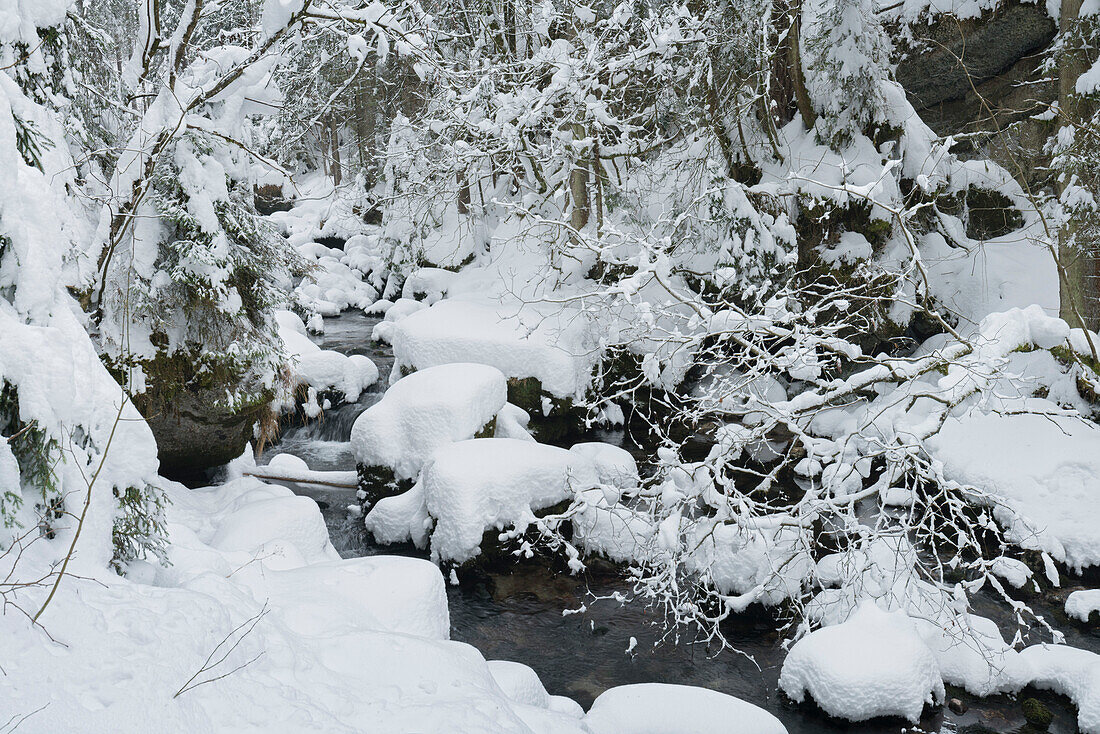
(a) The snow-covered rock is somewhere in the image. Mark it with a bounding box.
[350,363,508,481]
[209,492,340,568]
[424,439,599,563]
[488,660,553,709]
[1067,590,1100,623]
[368,438,600,563]
[929,411,1100,571]
[568,442,638,490]
[389,299,597,399]
[584,683,788,734]
[1019,644,1100,733]
[779,604,944,723]
[276,310,378,407]
[915,614,1029,697]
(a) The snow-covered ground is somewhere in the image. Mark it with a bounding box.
[1,472,793,733]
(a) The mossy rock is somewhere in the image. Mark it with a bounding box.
[137,388,264,480]
[506,377,579,441]
[1021,697,1053,729]
[937,187,1024,241]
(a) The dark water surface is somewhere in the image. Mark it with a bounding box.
[265,313,1091,734]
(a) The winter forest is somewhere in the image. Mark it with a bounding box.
[2,0,1100,731]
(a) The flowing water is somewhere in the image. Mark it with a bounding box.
[264,312,1093,734]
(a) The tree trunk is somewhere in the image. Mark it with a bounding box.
[569,123,590,235]
[328,115,342,187]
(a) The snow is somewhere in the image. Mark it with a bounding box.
[350,362,507,481]
[488,660,554,709]
[929,411,1100,571]
[369,438,600,563]
[915,614,1030,697]
[275,310,378,408]
[584,683,788,734]
[209,491,340,567]
[1,476,592,733]
[495,402,537,441]
[389,299,598,399]
[568,443,638,490]
[1018,645,1100,733]
[779,604,945,723]
[1067,590,1100,622]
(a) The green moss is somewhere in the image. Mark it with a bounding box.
[1021,697,1052,729]
[936,187,1024,241]
[474,417,497,439]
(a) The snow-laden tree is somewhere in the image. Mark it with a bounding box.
[0,3,165,584]
[76,0,418,471]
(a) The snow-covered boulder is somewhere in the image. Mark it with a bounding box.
[584,683,788,734]
[1067,590,1100,623]
[403,267,457,303]
[1019,644,1100,733]
[488,660,553,709]
[233,555,450,640]
[568,442,638,490]
[209,493,340,569]
[276,310,378,410]
[389,299,597,400]
[928,410,1100,571]
[350,363,508,486]
[779,604,944,723]
[366,438,600,563]
[915,614,1029,697]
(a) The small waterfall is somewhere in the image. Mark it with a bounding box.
[281,393,379,443]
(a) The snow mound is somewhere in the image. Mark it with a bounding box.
[209,492,340,569]
[1067,590,1100,623]
[929,411,1100,571]
[779,604,944,723]
[390,299,596,398]
[424,439,599,563]
[233,555,450,639]
[350,363,508,481]
[276,310,378,407]
[915,614,1030,697]
[495,402,536,441]
[584,683,788,734]
[369,438,599,563]
[1019,645,1100,733]
[568,442,638,490]
[488,660,553,709]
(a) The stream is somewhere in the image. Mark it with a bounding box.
[263,312,1095,734]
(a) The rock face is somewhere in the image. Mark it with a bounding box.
[892,0,1057,184]
[138,389,262,479]
[895,0,1056,120]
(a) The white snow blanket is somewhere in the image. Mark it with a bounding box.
[584,683,788,734]
[350,363,508,480]
[0,477,594,733]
